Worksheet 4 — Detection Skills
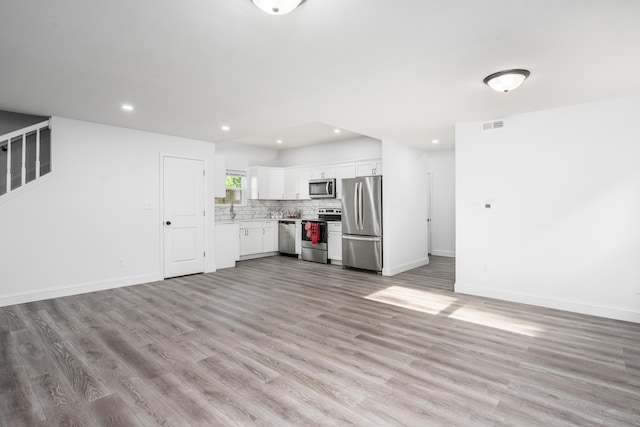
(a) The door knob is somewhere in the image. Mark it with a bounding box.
[166,221,171,225]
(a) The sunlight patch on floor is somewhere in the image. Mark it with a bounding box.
[365,286,543,336]
[449,306,543,337]
[365,286,457,315]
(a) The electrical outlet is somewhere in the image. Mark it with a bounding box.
[117,257,125,268]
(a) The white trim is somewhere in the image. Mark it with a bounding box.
[0,119,50,143]
[239,251,279,261]
[454,282,640,324]
[206,262,217,273]
[383,256,429,276]
[0,272,162,308]
[0,173,54,205]
[431,249,456,258]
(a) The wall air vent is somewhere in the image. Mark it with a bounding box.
[482,120,505,131]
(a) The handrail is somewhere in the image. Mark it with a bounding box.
[0,119,50,143]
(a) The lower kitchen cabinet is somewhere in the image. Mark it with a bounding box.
[239,220,278,257]
[215,223,240,269]
[262,220,278,252]
[327,221,342,264]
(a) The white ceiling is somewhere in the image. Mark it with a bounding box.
[2,0,640,151]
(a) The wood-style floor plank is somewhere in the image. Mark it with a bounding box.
[1,255,640,426]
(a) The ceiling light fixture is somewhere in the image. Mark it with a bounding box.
[221,125,230,131]
[483,69,530,92]
[432,139,439,144]
[334,129,341,134]
[121,104,134,112]
[276,139,283,144]
[250,0,307,16]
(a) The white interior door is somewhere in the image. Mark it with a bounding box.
[163,156,205,278]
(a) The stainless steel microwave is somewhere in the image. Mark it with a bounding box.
[309,178,336,199]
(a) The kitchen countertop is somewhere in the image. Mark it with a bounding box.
[215,218,305,225]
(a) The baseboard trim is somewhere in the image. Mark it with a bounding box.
[431,249,455,258]
[384,257,429,276]
[0,272,163,308]
[455,282,640,323]
[239,252,279,261]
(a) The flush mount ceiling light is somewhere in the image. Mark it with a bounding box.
[251,0,307,15]
[483,69,530,92]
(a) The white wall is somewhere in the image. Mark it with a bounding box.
[215,142,279,171]
[0,117,217,307]
[426,149,456,257]
[278,137,381,167]
[382,140,429,276]
[455,95,640,323]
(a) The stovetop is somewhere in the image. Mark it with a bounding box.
[317,207,342,222]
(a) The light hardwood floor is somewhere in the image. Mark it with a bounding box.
[1,256,639,426]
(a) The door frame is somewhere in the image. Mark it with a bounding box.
[426,172,433,256]
[160,153,208,279]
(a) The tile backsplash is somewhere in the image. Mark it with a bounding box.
[215,199,341,222]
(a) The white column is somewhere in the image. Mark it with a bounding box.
[35,128,41,179]
[21,134,26,186]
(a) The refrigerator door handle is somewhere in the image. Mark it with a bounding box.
[353,181,360,229]
[342,235,381,242]
[359,181,364,229]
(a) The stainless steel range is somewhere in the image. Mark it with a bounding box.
[301,208,342,264]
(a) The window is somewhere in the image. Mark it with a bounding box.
[215,171,246,205]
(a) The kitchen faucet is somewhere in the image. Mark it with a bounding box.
[230,203,237,220]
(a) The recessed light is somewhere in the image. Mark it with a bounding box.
[276,139,283,144]
[221,125,230,131]
[334,129,341,134]
[432,139,439,144]
[121,104,134,112]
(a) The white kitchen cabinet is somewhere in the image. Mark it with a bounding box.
[215,222,239,268]
[215,156,227,199]
[270,169,285,200]
[335,163,356,199]
[249,167,285,200]
[295,221,302,255]
[284,168,310,200]
[262,220,278,252]
[284,169,298,199]
[310,165,336,180]
[327,221,342,263]
[355,160,383,177]
[298,168,310,199]
[239,220,278,256]
[239,221,264,256]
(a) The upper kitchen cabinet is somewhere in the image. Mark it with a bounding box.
[284,168,310,200]
[355,160,383,177]
[215,156,227,199]
[335,163,356,199]
[310,165,335,180]
[249,166,284,200]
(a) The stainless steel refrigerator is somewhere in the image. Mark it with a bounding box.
[341,176,382,272]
